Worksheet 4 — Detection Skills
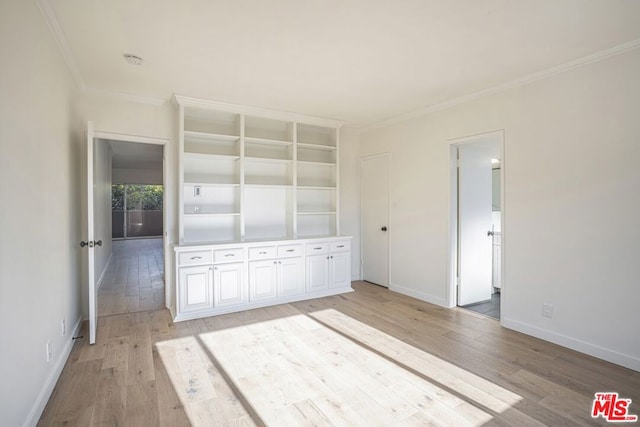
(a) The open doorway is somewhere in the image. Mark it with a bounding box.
[97,140,165,317]
[448,131,504,320]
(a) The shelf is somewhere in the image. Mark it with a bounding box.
[297,160,336,167]
[245,156,293,165]
[297,212,336,215]
[184,130,240,142]
[184,182,240,188]
[245,136,292,146]
[184,212,241,217]
[245,184,293,189]
[297,142,337,151]
[297,186,336,190]
[184,174,239,185]
[184,152,240,161]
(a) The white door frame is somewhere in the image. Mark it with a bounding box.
[92,131,172,312]
[447,130,505,320]
[360,152,391,284]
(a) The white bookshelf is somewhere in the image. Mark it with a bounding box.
[176,96,342,244]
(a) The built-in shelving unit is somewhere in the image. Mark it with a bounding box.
[175,96,343,244]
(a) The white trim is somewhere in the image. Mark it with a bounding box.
[362,38,640,132]
[360,153,391,285]
[389,283,448,308]
[85,88,168,107]
[35,0,85,91]
[173,94,344,129]
[502,318,640,372]
[23,315,83,427]
[93,131,169,146]
[96,252,112,290]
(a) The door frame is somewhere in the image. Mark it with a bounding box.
[447,130,505,320]
[360,152,391,286]
[91,130,172,314]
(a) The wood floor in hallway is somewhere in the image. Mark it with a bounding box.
[39,282,639,426]
[98,238,164,317]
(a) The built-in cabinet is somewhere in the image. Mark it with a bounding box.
[173,93,351,322]
[174,237,352,321]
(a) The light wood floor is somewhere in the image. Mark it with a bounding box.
[98,238,164,317]
[39,282,639,426]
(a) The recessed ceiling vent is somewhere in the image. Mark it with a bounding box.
[123,54,143,65]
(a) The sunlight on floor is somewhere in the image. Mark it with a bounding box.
[156,307,525,426]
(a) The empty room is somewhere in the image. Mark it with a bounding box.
[1,1,639,426]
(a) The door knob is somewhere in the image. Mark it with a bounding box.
[80,241,89,248]
[94,240,103,247]
[487,231,494,237]
[381,226,387,231]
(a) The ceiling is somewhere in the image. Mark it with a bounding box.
[48,0,640,126]
[109,140,162,169]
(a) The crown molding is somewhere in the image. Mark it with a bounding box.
[35,0,85,91]
[173,94,344,128]
[85,88,169,106]
[362,38,640,133]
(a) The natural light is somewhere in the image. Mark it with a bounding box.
[155,308,525,426]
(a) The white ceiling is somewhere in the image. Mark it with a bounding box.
[48,0,640,126]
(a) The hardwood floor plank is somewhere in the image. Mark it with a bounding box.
[40,281,638,426]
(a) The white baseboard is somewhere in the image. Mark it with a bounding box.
[389,283,448,307]
[502,317,640,372]
[23,315,84,427]
[96,252,112,290]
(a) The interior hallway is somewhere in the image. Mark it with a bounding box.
[97,238,164,317]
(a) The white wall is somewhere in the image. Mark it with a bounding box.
[0,1,82,425]
[94,139,112,288]
[112,167,162,185]
[339,127,361,279]
[361,48,640,370]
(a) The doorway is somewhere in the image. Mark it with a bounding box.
[448,131,504,320]
[98,141,164,316]
[84,124,169,343]
[361,153,390,287]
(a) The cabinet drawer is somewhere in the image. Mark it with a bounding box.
[306,243,329,254]
[330,241,350,253]
[178,250,213,266]
[278,244,302,258]
[249,246,276,260]
[214,248,244,263]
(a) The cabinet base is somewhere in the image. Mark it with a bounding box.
[173,284,354,322]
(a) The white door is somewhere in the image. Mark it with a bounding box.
[457,143,493,306]
[214,263,245,307]
[329,252,350,289]
[278,257,304,297]
[361,154,389,287]
[85,122,98,344]
[249,260,278,301]
[179,265,214,313]
[306,254,329,292]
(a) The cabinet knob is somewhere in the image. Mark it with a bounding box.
[273,261,277,264]
[381,226,387,231]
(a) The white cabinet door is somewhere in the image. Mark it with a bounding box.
[179,265,213,314]
[306,254,329,292]
[249,260,278,302]
[214,262,245,307]
[329,252,351,289]
[278,257,304,297]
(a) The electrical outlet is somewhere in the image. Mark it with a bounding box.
[46,342,52,362]
[542,303,553,318]
[61,319,66,336]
